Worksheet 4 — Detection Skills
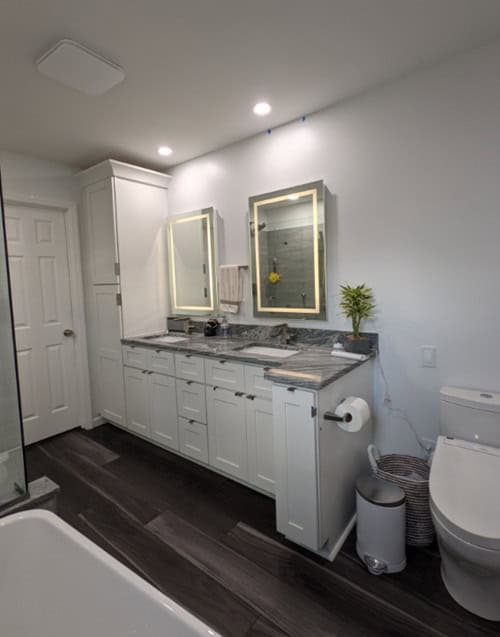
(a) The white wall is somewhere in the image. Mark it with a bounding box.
[169,39,500,456]
[0,150,78,203]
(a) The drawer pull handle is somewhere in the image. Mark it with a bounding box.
[189,419,195,424]
[287,387,296,392]
[235,391,244,397]
[186,380,193,385]
[213,386,218,391]
[246,394,256,400]
[185,354,192,359]
[219,359,226,364]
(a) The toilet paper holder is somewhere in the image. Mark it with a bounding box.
[324,398,352,423]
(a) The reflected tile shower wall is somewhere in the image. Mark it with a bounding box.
[0,171,27,507]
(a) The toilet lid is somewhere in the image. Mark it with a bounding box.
[430,436,500,550]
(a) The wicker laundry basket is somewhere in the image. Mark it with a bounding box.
[368,445,434,546]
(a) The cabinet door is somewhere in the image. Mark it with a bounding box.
[123,366,150,436]
[149,372,178,450]
[273,386,319,550]
[84,179,118,285]
[92,285,124,426]
[113,178,168,337]
[246,397,275,494]
[207,387,247,480]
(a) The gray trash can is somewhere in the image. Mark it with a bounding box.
[356,474,406,575]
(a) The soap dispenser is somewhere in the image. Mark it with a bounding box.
[219,317,230,338]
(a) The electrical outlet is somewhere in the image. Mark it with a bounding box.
[421,346,437,368]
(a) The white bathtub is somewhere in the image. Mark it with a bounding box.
[0,509,220,636]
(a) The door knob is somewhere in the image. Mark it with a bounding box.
[63,329,75,337]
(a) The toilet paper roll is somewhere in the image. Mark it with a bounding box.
[334,396,370,432]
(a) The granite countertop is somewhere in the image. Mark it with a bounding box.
[121,333,373,390]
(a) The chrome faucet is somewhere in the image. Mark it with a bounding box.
[271,322,289,345]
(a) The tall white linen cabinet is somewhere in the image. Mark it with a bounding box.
[78,160,171,427]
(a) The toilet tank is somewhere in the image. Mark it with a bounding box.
[440,386,500,447]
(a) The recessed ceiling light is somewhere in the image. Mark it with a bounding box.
[253,102,271,116]
[158,146,173,157]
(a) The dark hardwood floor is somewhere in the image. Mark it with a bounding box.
[25,424,499,637]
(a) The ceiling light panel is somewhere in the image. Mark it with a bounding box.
[36,39,125,96]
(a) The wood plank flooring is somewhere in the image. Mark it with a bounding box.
[25,425,500,637]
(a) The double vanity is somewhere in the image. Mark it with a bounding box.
[120,329,374,560]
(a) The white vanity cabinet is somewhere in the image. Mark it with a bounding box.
[272,361,373,560]
[123,366,179,450]
[79,160,170,427]
[119,346,276,495]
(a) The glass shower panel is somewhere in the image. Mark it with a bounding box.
[0,171,27,508]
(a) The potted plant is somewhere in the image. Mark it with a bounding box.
[339,283,375,354]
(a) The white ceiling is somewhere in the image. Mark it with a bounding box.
[1,0,500,170]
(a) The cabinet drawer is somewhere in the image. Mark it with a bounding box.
[148,348,175,375]
[175,353,205,382]
[244,365,273,399]
[176,379,207,423]
[122,345,148,369]
[178,417,208,464]
[205,359,244,392]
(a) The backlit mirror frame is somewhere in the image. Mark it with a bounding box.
[249,180,327,320]
[167,207,218,315]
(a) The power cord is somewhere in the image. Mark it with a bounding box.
[375,348,432,458]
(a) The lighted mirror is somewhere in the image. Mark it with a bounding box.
[167,207,217,314]
[249,181,326,320]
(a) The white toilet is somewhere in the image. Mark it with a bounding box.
[430,386,500,621]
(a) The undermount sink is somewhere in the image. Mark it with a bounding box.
[151,335,188,344]
[237,345,299,359]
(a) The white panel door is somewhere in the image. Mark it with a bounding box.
[272,386,319,550]
[93,286,125,426]
[207,387,247,480]
[246,397,275,494]
[149,372,178,450]
[5,204,78,444]
[123,366,150,436]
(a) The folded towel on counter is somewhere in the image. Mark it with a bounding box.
[219,265,244,314]
[331,351,369,362]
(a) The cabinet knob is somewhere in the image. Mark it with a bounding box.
[219,359,226,364]
[287,387,296,392]
[246,394,256,400]
[63,328,75,337]
[186,380,193,385]
[235,391,244,397]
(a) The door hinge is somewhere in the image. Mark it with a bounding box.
[116,293,122,306]
[311,406,317,418]
[114,262,120,276]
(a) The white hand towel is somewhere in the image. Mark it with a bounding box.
[330,351,369,362]
[219,265,243,313]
